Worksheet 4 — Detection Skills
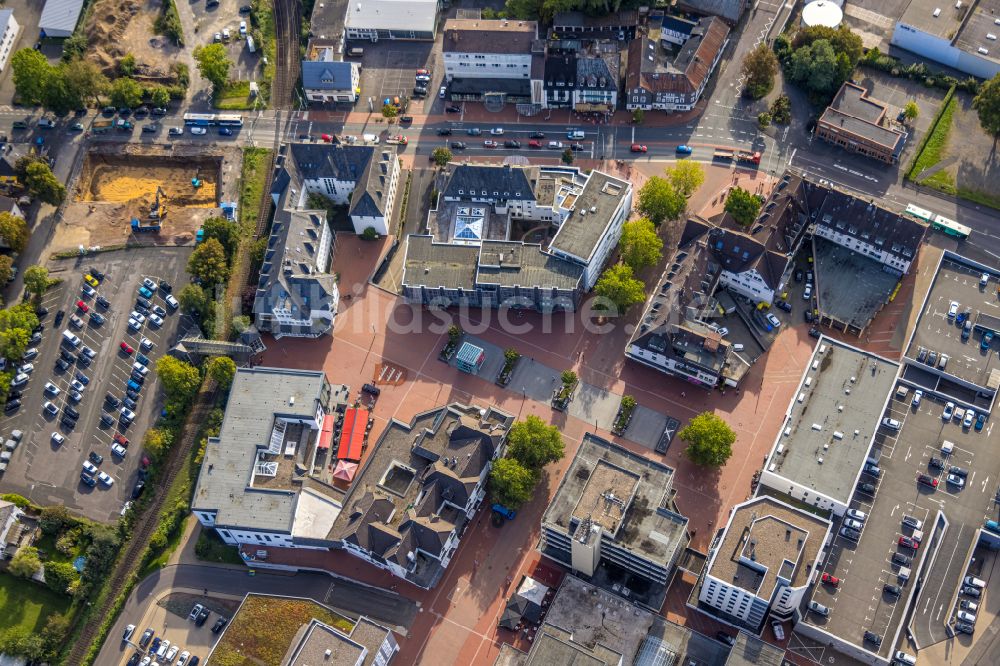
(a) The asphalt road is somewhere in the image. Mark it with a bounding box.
[96,564,418,666]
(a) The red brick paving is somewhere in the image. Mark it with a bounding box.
[257,181,918,665]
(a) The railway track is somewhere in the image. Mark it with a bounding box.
[66,385,219,666]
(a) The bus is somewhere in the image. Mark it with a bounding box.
[904,203,934,223]
[215,113,244,127]
[183,113,216,126]
[931,214,971,240]
[182,113,244,127]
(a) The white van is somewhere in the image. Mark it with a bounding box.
[62,330,81,348]
[362,133,380,144]
[964,576,986,589]
[732,343,745,352]
[567,130,585,139]
[894,651,916,666]
[247,35,256,53]
[941,439,955,455]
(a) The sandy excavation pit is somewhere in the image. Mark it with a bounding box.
[79,153,221,207]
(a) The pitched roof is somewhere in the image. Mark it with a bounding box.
[39,0,85,34]
[626,17,729,96]
[301,61,356,91]
[443,164,535,201]
[675,0,746,23]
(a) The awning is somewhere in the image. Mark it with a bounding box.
[337,407,368,461]
[333,460,359,481]
[318,414,335,450]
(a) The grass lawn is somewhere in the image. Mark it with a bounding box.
[907,93,957,182]
[0,572,71,636]
[194,528,244,566]
[214,81,256,111]
[239,147,272,235]
[211,595,354,666]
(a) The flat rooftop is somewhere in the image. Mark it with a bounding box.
[549,171,629,263]
[898,0,968,39]
[402,235,478,291]
[345,0,438,32]
[192,368,330,532]
[819,83,904,150]
[708,496,831,602]
[476,240,584,290]
[813,236,903,330]
[766,338,899,505]
[725,631,785,666]
[542,434,688,565]
[956,0,1000,64]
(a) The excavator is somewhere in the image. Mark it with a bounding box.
[149,186,167,220]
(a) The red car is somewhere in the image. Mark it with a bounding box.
[120,342,134,354]
[528,139,542,148]
[898,536,919,549]
[415,68,430,76]
[821,573,840,587]
[917,473,939,488]
[113,433,129,447]
[630,144,648,153]
[76,299,89,312]
[321,133,334,143]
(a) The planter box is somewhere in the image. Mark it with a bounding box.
[439,340,459,362]
[551,381,577,411]
[611,399,637,436]
[495,356,522,387]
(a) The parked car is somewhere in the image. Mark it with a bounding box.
[840,526,861,541]
[943,402,955,420]
[883,584,901,597]
[808,601,830,616]
[902,515,924,530]
[917,473,939,488]
[955,621,975,635]
[821,573,840,586]
[846,509,867,521]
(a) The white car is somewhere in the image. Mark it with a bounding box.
[149,313,163,327]
[846,509,867,521]
[164,644,178,661]
[957,610,977,623]
[843,518,864,530]
[82,460,99,475]
[963,410,975,428]
[51,432,65,445]
[439,85,447,99]
[766,313,781,328]
[912,389,923,407]
[156,639,170,659]
[22,347,38,361]
[239,20,247,36]
[11,372,28,387]
[803,284,812,300]
[142,277,156,290]
[165,294,179,309]
[948,300,960,318]
[111,443,127,457]
[120,407,136,421]
[177,651,191,666]
[130,311,146,323]
[43,401,58,416]
[943,402,955,420]
[132,362,149,376]
[222,28,231,41]
[140,337,154,351]
[128,318,141,332]
[18,362,33,375]
[191,127,207,135]
[44,382,60,396]
[70,380,86,393]
[490,127,504,136]
[81,345,97,359]
[947,473,965,487]
[81,284,96,298]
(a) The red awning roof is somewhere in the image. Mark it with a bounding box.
[318,414,335,450]
[338,407,368,461]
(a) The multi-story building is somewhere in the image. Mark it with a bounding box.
[675,0,747,24]
[625,16,729,113]
[542,54,619,112]
[0,10,20,72]
[551,10,639,41]
[696,496,831,632]
[302,40,361,104]
[0,499,25,558]
[344,0,439,42]
[401,163,631,311]
[442,18,543,104]
[892,0,1000,80]
[540,433,690,610]
[816,82,907,164]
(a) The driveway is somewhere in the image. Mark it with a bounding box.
[96,563,418,666]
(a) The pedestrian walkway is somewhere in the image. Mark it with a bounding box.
[457,334,672,450]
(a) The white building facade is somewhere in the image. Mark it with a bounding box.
[0,11,19,73]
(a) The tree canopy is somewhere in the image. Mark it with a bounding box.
[785,25,862,102]
[742,43,779,99]
[431,147,452,167]
[724,187,763,227]
[202,216,239,260]
[193,44,232,90]
[109,77,144,109]
[23,160,67,205]
[205,355,236,389]
[679,412,737,467]
[0,256,13,284]
[155,356,201,406]
[23,266,50,298]
[8,545,42,578]
[178,283,208,315]
[506,415,565,470]
[594,262,646,314]
[973,73,1000,140]
[637,176,686,225]
[665,160,705,198]
[619,218,663,271]
[0,304,40,362]
[903,101,920,122]
[489,457,537,509]
[11,49,50,105]
[143,427,175,459]
[0,212,27,253]
[187,237,231,285]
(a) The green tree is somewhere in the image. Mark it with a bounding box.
[39,505,73,535]
[742,42,779,99]
[0,256,13,284]
[724,186,763,227]
[561,370,577,386]
[637,176,686,225]
[155,356,201,405]
[62,59,110,107]
[0,303,39,362]
[11,49,52,105]
[149,85,171,108]
[109,77,144,109]
[770,94,792,124]
[0,211,28,253]
[24,161,67,205]
[362,226,378,240]
[758,112,772,129]
[193,43,232,90]
[793,24,864,65]
[9,545,42,578]
[187,237,230,285]
[679,412,736,467]
[666,160,705,198]
[431,147,452,167]
[489,457,537,509]
[43,561,79,594]
[506,415,565,470]
[504,347,520,365]
[202,216,238,260]
[119,53,137,77]
[23,265,50,298]
[381,103,398,119]
[250,237,268,264]
[632,108,644,124]
[143,427,175,458]
[41,71,75,114]
[973,73,1000,141]
[205,355,236,389]
[178,283,208,314]
[903,100,920,122]
[790,39,839,97]
[619,218,662,271]
[594,263,646,314]
[561,148,575,164]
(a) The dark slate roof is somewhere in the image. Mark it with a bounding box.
[675,0,746,23]
[443,165,536,201]
[576,56,616,91]
[449,77,532,96]
[544,54,577,88]
[553,10,639,29]
[626,17,729,96]
[288,143,374,182]
[302,61,355,91]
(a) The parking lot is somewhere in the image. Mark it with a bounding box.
[0,247,192,523]
[115,593,235,666]
[354,42,439,113]
[805,379,1000,656]
[906,256,1000,397]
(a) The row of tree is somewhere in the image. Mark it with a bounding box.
[181,216,242,336]
[489,415,565,509]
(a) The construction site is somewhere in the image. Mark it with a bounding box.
[55,144,241,251]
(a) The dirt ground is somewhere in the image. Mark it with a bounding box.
[54,144,242,251]
[85,0,183,82]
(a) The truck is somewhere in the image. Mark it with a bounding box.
[115,119,134,132]
[92,119,113,134]
[131,217,160,233]
[713,148,762,165]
